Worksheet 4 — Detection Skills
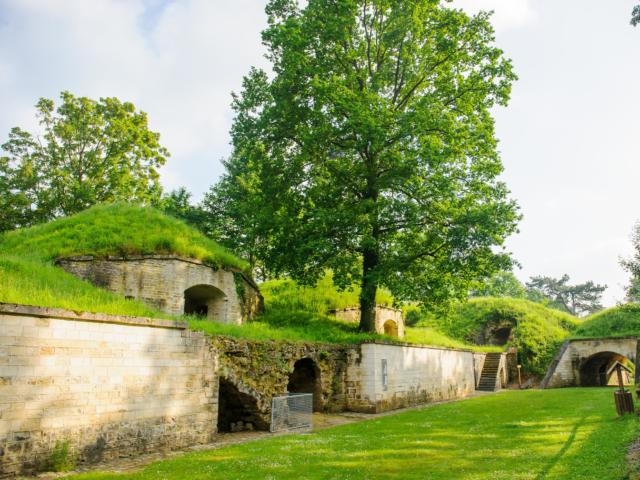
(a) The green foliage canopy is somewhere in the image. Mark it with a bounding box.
[0,91,168,232]
[469,271,525,298]
[213,0,520,332]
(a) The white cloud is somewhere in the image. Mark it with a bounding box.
[0,0,268,196]
[450,0,537,31]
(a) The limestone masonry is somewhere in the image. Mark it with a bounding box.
[1,304,489,476]
[332,306,405,338]
[541,337,639,388]
[56,255,263,324]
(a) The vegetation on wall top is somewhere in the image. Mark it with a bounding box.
[573,303,640,339]
[434,297,579,376]
[0,203,249,272]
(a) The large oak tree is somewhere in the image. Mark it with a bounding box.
[214,0,520,332]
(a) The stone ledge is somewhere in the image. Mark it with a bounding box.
[360,339,479,354]
[0,303,188,330]
[56,254,259,290]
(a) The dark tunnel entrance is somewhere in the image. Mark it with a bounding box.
[217,378,268,433]
[287,358,323,412]
[579,351,634,387]
[184,284,226,321]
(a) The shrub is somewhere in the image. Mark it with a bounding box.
[48,440,77,472]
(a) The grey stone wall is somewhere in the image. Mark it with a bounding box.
[0,304,217,477]
[56,255,262,325]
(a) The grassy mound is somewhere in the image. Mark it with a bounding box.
[0,203,247,318]
[437,297,579,376]
[252,274,493,350]
[260,274,394,313]
[573,303,640,338]
[0,255,167,318]
[0,203,247,271]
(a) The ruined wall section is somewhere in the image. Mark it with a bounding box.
[212,337,354,428]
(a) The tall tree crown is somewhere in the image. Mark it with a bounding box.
[213,0,520,328]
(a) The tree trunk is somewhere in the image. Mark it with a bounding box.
[359,248,378,333]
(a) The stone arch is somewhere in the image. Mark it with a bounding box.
[217,377,268,432]
[383,320,399,337]
[579,351,634,387]
[287,358,323,412]
[184,284,226,322]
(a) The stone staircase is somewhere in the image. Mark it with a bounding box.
[476,352,503,392]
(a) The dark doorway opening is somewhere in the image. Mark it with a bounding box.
[184,284,226,321]
[217,378,268,432]
[579,351,633,387]
[287,358,323,412]
[383,320,399,337]
[490,327,512,346]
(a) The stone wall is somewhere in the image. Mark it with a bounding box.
[1,303,485,475]
[0,304,217,477]
[211,337,353,428]
[332,306,405,339]
[541,337,639,388]
[56,255,262,325]
[346,342,477,413]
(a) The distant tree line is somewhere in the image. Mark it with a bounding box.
[470,271,607,317]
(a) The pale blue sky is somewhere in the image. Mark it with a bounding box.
[0,0,638,305]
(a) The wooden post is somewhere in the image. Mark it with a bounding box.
[616,364,625,391]
[614,364,634,416]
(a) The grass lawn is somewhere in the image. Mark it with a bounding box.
[70,388,638,480]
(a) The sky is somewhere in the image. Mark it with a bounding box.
[0,0,638,306]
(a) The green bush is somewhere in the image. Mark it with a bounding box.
[48,440,77,472]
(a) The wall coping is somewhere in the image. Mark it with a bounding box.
[565,336,639,343]
[56,254,260,291]
[0,303,188,330]
[360,339,491,354]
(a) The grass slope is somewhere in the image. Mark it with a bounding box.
[574,303,640,338]
[70,388,638,480]
[0,255,167,318]
[0,203,247,271]
[0,203,247,317]
[438,297,579,375]
[254,274,491,350]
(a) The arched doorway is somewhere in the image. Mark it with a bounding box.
[184,284,226,322]
[383,320,398,337]
[287,358,323,412]
[217,377,268,432]
[579,351,634,387]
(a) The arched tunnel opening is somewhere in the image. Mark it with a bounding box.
[579,351,634,387]
[217,377,268,433]
[184,284,226,322]
[482,323,513,346]
[287,358,323,412]
[383,320,398,337]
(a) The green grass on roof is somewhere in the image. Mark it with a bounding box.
[573,303,640,339]
[0,255,167,318]
[437,297,579,375]
[0,203,248,272]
